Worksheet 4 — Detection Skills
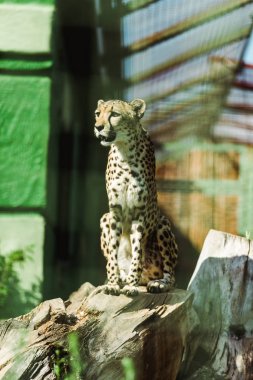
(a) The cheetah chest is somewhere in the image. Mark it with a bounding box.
[108,168,147,222]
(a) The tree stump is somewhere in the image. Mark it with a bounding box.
[181,229,253,380]
[0,283,195,380]
[2,229,252,379]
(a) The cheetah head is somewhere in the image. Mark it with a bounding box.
[94,99,146,147]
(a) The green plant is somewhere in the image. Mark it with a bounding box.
[0,245,41,318]
[65,332,83,380]
[121,357,136,380]
[0,246,32,306]
[53,344,69,380]
[52,334,136,380]
[53,332,84,380]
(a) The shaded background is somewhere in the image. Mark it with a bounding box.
[0,0,253,317]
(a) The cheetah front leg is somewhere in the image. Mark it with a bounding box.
[101,207,122,295]
[121,221,144,296]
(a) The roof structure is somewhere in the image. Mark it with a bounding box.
[120,0,253,144]
[213,62,253,144]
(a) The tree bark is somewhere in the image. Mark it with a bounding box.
[0,283,195,380]
[181,229,253,380]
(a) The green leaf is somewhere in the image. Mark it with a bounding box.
[121,357,136,380]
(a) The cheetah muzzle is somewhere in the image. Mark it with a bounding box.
[94,98,178,296]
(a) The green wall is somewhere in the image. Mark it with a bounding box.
[0,76,50,206]
[0,2,54,317]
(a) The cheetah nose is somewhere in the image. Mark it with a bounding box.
[95,125,104,132]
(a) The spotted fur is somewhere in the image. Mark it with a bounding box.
[94,99,178,296]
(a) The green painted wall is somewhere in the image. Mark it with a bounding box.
[0,2,54,316]
[0,0,53,4]
[0,4,54,54]
[0,76,50,207]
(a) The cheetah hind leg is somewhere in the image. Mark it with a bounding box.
[147,216,177,293]
[147,273,175,293]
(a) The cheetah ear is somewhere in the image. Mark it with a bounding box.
[130,99,146,119]
[97,99,104,107]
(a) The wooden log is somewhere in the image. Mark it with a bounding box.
[180,229,253,380]
[0,283,196,380]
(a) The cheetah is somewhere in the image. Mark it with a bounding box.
[94,98,178,296]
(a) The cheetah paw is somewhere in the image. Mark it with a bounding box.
[121,285,139,297]
[102,284,121,296]
[147,279,172,293]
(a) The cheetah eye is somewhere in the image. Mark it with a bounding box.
[111,111,121,117]
[95,111,100,118]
